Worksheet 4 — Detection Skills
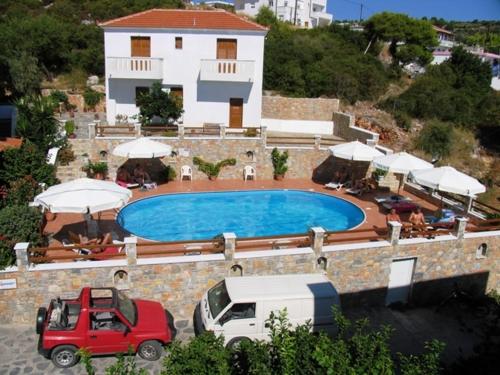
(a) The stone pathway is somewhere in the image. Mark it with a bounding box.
[0,324,192,375]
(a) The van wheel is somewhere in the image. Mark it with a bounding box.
[51,345,79,368]
[226,337,251,350]
[35,307,47,334]
[138,340,162,361]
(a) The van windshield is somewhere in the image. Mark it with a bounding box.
[207,280,231,319]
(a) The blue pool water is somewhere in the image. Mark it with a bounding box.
[117,190,365,241]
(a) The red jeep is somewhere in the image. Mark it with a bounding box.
[36,287,173,368]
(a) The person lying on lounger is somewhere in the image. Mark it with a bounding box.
[133,164,151,186]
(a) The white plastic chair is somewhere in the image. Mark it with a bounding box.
[46,147,60,165]
[180,165,192,181]
[244,165,256,181]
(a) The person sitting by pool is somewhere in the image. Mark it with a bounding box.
[386,208,402,224]
[133,164,151,186]
[409,207,426,230]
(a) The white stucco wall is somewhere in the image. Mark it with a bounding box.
[262,118,333,135]
[104,28,266,126]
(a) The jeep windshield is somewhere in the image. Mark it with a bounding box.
[207,280,231,319]
[117,291,137,326]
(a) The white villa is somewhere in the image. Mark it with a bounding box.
[234,0,332,28]
[101,9,267,127]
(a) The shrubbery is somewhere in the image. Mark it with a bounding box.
[0,205,44,245]
[416,120,453,158]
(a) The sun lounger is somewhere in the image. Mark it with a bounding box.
[374,195,412,204]
[325,181,351,191]
[346,188,362,196]
[116,180,139,189]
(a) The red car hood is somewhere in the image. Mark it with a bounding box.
[134,299,168,332]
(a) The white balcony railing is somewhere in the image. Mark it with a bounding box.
[199,59,255,83]
[312,11,333,25]
[106,57,163,79]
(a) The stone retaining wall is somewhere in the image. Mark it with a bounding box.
[57,138,334,182]
[262,95,339,121]
[1,231,498,332]
[333,111,379,143]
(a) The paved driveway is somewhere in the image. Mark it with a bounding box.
[0,306,486,374]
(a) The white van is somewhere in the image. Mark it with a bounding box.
[194,274,341,346]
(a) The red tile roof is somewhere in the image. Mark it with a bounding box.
[0,138,22,152]
[100,9,267,32]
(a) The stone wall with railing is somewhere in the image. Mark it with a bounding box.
[1,222,498,333]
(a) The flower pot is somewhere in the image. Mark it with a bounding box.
[274,174,284,181]
[209,175,218,181]
[69,133,76,139]
[94,172,105,180]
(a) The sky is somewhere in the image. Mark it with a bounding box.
[328,0,500,21]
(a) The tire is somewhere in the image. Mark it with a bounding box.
[35,307,47,335]
[51,345,79,368]
[138,340,162,361]
[226,336,251,350]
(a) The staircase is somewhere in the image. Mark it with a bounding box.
[56,140,92,183]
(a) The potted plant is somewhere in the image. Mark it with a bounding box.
[84,161,108,180]
[271,148,288,180]
[193,157,236,181]
[161,165,177,183]
[65,120,76,139]
[372,168,388,182]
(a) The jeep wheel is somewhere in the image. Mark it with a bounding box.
[51,345,79,368]
[138,340,162,361]
[226,336,251,350]
[35,307,47,334]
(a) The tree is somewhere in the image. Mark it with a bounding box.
[0,141,58,187]
[0,205,44,246]
[365,12,438,65]
[255,6,277,27]
[15,96,63,152]
[135,82,183,125]
[416,120,453,158]
[7,51,42,96]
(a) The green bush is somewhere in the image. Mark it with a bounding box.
[0,205,44,246]
[15,95,62,152]
[161,166,177,182]
[5,176,41,206]
[0,141,58,187]
[83,88,104,111]
[394,111,412,131]
[416,120,453,158]
[193,157,236,179]
[84,161,108,177]
[0,240,16,270]
[271,148,289,177]
[136,82,184,125]
[49,90,69,106]
[244,128,258,137]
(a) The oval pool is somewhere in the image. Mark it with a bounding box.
[117,190,365,241]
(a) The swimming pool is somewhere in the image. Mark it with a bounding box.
[117,190,365,241]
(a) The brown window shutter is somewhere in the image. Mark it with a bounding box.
[175,37,183,49]
[131,37,150,57]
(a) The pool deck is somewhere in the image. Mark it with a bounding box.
[43,178,440,247]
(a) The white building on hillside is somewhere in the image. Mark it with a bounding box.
[234,0,332,28]
[101,9,267,127]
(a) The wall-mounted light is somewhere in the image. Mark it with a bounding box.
[230,264,243,276]
[317,257,327,271]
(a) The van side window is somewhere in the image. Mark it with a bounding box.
[220,303,256,323]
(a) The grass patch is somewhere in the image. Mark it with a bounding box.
[41,68,88,92]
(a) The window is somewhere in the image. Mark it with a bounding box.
[219,303,256,325]
[135,87,149,104]
[131,36,150,57]
[217,39,237,59]
[89,312,127,331]
[175,37,182,49]
[476,243,488,259]
[269,0,273,6]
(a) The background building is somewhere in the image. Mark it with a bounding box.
[234,0,332,28]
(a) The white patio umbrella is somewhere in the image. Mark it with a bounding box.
[373,152,434,174]
[329,141,384,161]
[34,178,132,214]
[112,137,172,158]
[373,152,434,193]
[410,166,486,213]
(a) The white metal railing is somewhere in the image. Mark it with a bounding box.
[199,59,255,83]
[312,11,333,23]
[106,57,163,79]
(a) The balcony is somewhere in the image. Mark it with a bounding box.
[312,11,333,26]
[106,57,163,79]
[199,59,255,83]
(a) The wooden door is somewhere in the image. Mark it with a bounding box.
[229,98,243,128]
[131,37,151,57]
[217,39,237,59]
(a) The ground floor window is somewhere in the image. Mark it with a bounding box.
[170,86,183,107]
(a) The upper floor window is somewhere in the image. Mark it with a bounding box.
[175,37,183,49]
[217,39,237,60]
[131,36,150,57]
[269,0,274,6]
